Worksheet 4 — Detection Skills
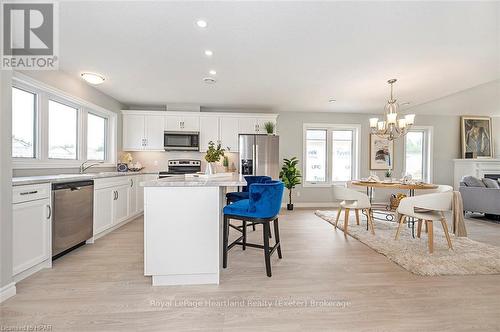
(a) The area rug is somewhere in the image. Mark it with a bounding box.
[315,210,500,276]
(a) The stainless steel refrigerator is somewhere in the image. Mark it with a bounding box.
[239,134,279,179]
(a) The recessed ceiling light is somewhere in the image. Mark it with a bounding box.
[204,50,213,57]
[203,77,216,84]
[209,70,216,75]
[196,20,208,28]
[329,99,336,103]
[81,72,105,85]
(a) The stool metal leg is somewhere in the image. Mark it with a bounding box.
[263,222,272,277]
[242,220,247,250]
[223,215,229,268]
[273,218,282,259]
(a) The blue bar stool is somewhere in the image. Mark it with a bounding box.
[223,180,285,277]
[226,176,272,232]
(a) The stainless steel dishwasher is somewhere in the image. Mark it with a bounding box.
[52,180,94,259]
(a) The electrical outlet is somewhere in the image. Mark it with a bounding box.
[296,191,301,197]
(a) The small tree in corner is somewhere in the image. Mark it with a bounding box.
[279,157,302,210]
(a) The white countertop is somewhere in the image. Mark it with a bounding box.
[141,173,246,187]
[13,171,158,186]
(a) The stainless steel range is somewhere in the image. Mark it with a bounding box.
[159,159,201,178]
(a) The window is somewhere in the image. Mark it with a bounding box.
[87,112,107,160]
[305,130,327,182]
[304,124,360,185]
[404,128,432,182]
[12,87,36,158]
[48,100,78,160]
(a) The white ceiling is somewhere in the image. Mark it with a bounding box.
[59,1,499,113]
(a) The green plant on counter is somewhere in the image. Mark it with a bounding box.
[264,121,275,134]
[279,157,302,210]
[385,169,392,178]
[223,156,229,168]
[205,141,225,163]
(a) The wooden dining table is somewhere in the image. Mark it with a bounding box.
[351,180,439,237]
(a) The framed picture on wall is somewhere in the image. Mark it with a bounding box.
[370,134,394,170]
[461,116,493,159]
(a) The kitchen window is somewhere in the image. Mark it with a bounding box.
[404,127,433,182]
[12,87,37,158]
[87,112,107,161]
[303,124,360,186]
[48,100,79,160]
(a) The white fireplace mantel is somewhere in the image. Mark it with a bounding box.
[453,159,500,189]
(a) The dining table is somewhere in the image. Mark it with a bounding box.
[351,180,439,237]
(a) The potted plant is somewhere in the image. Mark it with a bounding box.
[264,121,275,135]
[279,157,302,210]
[385,169,392,181]
[205,141,225,175]
[222,156,229,172]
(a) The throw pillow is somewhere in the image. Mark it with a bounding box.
[483,178,500,189]
[462,176,486,187]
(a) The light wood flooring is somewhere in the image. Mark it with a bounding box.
[1,209,500,331]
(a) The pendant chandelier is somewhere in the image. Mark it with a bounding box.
[369,79,415,141]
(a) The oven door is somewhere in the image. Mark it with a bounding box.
[164,132,199,151]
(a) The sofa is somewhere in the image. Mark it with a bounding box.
[459,175,500,220]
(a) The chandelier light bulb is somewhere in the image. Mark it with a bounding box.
[398,118,407,128]
[369,118,379,128]
[405,114,415,125]
[387,113,397,124]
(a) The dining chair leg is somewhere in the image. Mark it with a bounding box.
[395,215,405,240]
[343,208,350,236]
[223,215,229,268]
[428,221,434,254]
[417,219,423,238]
[252,224,256,231]
[334,207,342,229]
[242,220,247,250]
[355,209,360,225]
[273,218,282,259]
[440,218,453,249]
[263,222,272,277]
[424,220,428,233]
[367,209,375,235]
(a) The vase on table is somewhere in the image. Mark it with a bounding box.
[205,162,216,175]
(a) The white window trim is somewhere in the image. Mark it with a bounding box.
[303,123,361,187]
[402,126,433,183]
[12,72,117,169]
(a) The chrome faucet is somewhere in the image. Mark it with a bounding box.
[79,160,104,174]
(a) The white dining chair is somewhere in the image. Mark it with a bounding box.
[332,185,375,236]
[395,191,453,253]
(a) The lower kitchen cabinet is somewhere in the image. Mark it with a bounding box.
[113,184,129,224]
[93,187,114,235]
[12,183,52,279]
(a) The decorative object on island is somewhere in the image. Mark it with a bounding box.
[205,141,225,175]
[264,121,275,135]
[223,156,229,172]
[369,79,415,141]
[279,157,302,210]
[370,134,394,170]
[385,169,392,180]
[461,116,493,159]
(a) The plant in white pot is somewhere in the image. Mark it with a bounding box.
[264,121,275,135]
[205,141,225,175]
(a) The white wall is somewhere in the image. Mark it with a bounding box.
[0,71,14,295]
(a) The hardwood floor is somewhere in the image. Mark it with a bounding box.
[1,209,500,331]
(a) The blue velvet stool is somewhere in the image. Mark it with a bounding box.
[223,180,285,277]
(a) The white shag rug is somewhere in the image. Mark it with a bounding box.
[315,210,500,276]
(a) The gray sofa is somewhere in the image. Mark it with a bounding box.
[459,175,500,219]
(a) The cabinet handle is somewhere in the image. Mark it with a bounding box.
[116,191,119,200]
[20,190,38,196]
[130,179,133,187]
[46,205,52,219]
[113,191,117,200]
[145,139,148,147]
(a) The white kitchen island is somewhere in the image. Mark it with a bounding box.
[141,174,246,286]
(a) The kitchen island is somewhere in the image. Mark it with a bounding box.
[141,173,246,286]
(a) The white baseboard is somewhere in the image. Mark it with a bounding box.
[281,202,339,208]
[93,212,143,241]
[0,282,16,303]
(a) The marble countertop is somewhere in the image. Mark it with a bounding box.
[141,173,246,187]
[13,171,158,186]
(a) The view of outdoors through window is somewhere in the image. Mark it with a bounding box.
[331,130,353,181]
[405,131,424,180]
[48,100,78,159]
[87,113,106,160]
[12,87,36,158]
[305,129,327,182]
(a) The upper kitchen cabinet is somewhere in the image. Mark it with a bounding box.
[238,116,277,134]
[219,117,239,152]
[122,111,165,151]
[165,115,200,132]
[199,116,220,152]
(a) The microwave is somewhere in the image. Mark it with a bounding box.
[164,131,200,151]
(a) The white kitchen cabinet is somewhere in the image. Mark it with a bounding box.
[238,117,258,134]
[123,113,164,151]
[12,184,51,277]
[219,117,239,152]
[113,184,129,224]
[165,115,200,132]
[123,114,146,150]
[93,187,114,235]
[199,116,220,152]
